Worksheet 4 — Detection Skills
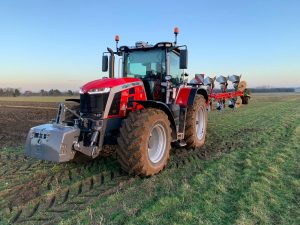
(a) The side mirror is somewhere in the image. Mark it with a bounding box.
[180,49,188,69]
[102,55,108,72]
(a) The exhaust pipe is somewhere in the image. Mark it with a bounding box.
[107,47,115,79]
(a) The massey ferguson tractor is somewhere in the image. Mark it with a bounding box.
[25,28,249,176]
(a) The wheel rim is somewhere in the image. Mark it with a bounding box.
[148,123,167,164]
[196,106,205,140]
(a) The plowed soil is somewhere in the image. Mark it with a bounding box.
[0,103,57,148]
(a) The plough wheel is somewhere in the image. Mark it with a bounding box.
[242,96,249,104]
[235,96,242,108]
[238,81,247,92]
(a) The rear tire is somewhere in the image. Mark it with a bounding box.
[117,108,171,177]
[185,95,208,148]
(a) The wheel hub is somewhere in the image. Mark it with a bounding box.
[148,123,167,163]
[196,106,205,140]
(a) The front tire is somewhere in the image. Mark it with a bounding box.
[117,108,171,177]
[185,95,208,148]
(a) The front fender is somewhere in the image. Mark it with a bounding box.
[133,100,177,141]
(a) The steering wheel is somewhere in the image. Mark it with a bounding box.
[145,70,158,79]
[133,74,141,78]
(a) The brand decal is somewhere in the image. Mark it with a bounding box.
[121,82,141,89]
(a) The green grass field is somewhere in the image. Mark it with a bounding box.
[0,94,299,225]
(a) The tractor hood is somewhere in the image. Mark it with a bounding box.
[80,77,141,94]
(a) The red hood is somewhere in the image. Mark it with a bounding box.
[80,77,141,93]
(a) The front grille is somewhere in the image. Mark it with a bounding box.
[109,92,121,115]
[80,93,109,114]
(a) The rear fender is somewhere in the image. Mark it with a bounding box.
[196,88,208,102]
[176,87,208,106]
[133,100,177,141]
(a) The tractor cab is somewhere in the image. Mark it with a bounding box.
[102,36,188,104]
[122,43,167,101]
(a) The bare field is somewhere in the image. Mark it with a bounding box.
[0,96,76,103]
[0,103,57,148]
[0,94,299,225]
[0,99,78,148]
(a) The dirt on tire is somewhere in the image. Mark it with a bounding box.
[117,108,172,177]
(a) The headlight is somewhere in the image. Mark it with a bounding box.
[87,88,111,94]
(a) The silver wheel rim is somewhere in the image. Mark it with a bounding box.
[196,106,205,140]
[148,123,167,164]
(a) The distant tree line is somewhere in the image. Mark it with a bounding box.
[0,88,78,97]
[248,88,295,93]
[38,89,78,96]
[0,88,21,97]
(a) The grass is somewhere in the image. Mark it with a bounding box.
[62,94,300,225]
[0,94,299,225]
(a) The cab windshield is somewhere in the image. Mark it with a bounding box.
[125,49,166,79]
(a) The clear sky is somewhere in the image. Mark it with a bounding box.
[0,0,299,91]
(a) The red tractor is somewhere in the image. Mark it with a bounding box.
[25,28,213,176]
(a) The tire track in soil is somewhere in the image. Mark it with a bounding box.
[3,115,265,224]
[0,160,55,192]
[6,127,261,225]
[9,168,130,224]
[1,160,99,210]
[1,155,120,213]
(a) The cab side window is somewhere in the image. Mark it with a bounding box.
[170,51,181,85]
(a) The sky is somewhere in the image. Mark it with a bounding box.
[0,0,299,91]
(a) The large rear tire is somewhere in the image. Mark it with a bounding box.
[185,95,208,148]
[117,108,171,177]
